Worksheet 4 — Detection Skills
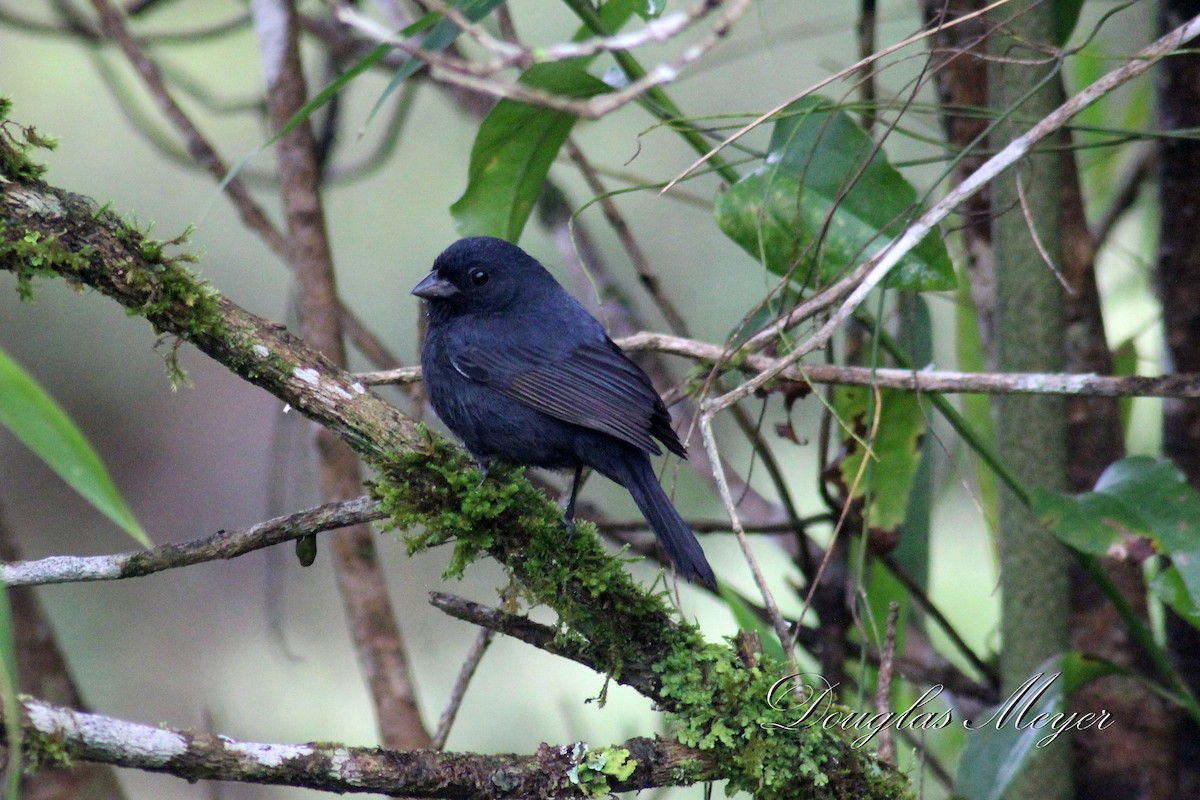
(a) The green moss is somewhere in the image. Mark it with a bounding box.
[369,428,694,675]
[0,225,92,300]
[655,643,909,800]
[0,98,57,183]
[107,221,221,341]
[23,725,74,772]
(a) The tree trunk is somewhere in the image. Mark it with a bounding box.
[988,4,1071,798]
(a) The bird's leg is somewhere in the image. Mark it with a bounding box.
[474,457,491,490]
[563,463,583,535]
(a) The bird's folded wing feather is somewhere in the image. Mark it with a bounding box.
[449,338,677,456]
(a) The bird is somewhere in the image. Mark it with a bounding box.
[412,236,717,589]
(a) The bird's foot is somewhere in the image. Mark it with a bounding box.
[474,460,491,490]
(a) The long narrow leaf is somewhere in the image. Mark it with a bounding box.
[0,346,149,546]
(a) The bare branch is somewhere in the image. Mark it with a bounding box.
[431,627,494,750]
[359,334,1200,399]
[428,592,666,701]
[334,0,753,120]
[8,695,710,797]
[251,0,430,751]
[0,496,385,588]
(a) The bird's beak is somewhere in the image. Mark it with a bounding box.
[411,271,459,300]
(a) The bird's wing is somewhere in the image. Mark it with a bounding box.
[449,338,685,457]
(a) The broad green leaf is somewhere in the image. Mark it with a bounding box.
[1029,488,1132,556]
[830,386,926,535]
[956,653,1121,800]
[1054,0,1085,46]
[715,96,955,292]
[1151,565,1200,628]
[1035,456,1200,624]
[450,63,611,240]
[0,346,149,546]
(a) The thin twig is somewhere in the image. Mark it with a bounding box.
[431,627,495,750]
[597,516,831,534]
[563,138,691,337]
[336,0,753,120]
[874,601,899,766]
[429,592,666,700]
[699,413,797,665]
[336,0,737,74]
[0,496,386,588]
[880,554,998,684]
[1016,171,1071,291]
[86,0,287,256]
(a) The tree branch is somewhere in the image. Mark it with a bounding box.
[361,333,1200,399]
[0,496,385,587]
[7,695,711,798]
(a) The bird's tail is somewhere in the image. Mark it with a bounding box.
[613,456,716,589]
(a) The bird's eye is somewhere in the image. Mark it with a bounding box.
[469,268,489,286]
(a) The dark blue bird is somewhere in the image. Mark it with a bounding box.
[413,237,716,589]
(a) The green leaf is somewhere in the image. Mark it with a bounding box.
[1054,0,1085,46]
[635,0,667,20]
[1029,488,1131,556]
[1035,456,1200,625]
[956,653,1121,800]
[1111,337,1137,436]
[450,0,641,241]
[450,64,611,241]
[714,96,955,292]
[830,385,926,535]
[1151,565,1200,628]
[0,346,149,546]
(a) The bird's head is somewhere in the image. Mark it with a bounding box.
[412,237,557,317]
